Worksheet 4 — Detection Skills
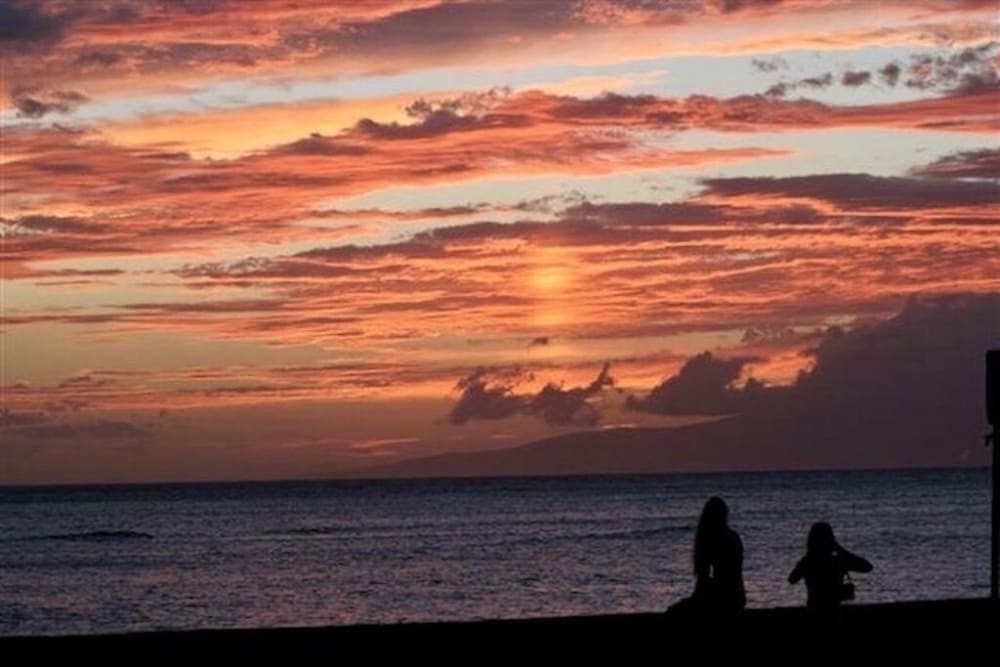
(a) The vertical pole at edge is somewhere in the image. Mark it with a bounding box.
[992,427,998,600]
[987,350,998,600]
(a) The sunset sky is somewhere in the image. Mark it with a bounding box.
[2,0,998,484]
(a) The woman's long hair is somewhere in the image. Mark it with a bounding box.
[694,496,729,575]
[807,521,837,557]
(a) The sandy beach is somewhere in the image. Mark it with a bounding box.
[5,599,997,655]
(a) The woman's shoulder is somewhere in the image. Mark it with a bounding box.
[836,548,874,573]
[723,528,744,549]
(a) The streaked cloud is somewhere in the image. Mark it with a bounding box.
[3,0,997,483]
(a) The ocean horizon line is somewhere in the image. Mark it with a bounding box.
[0,462,989,491]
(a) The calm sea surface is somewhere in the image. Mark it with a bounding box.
[0,468,990,636]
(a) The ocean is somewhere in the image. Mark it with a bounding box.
[0,468,990,636]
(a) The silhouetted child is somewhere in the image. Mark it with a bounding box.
[788,522,872,613]
[669,496,746,615]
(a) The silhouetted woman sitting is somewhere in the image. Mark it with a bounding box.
[669,496,746,615]
[788,522,873,613]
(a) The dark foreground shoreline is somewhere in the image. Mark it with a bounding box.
[4,598,998,654]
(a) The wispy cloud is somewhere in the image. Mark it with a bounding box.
[3,0,997,482]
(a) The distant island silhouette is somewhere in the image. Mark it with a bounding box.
[346,295,995,479]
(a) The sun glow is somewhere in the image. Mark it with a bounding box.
[526,245,580,328]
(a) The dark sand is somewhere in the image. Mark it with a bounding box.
[4,599,997,656]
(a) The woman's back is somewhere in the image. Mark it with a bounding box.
[694,527,746,611]
[692,497,746,612]
[789,523,872,610]
[668,497,746,616]
[790,551,850,608]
